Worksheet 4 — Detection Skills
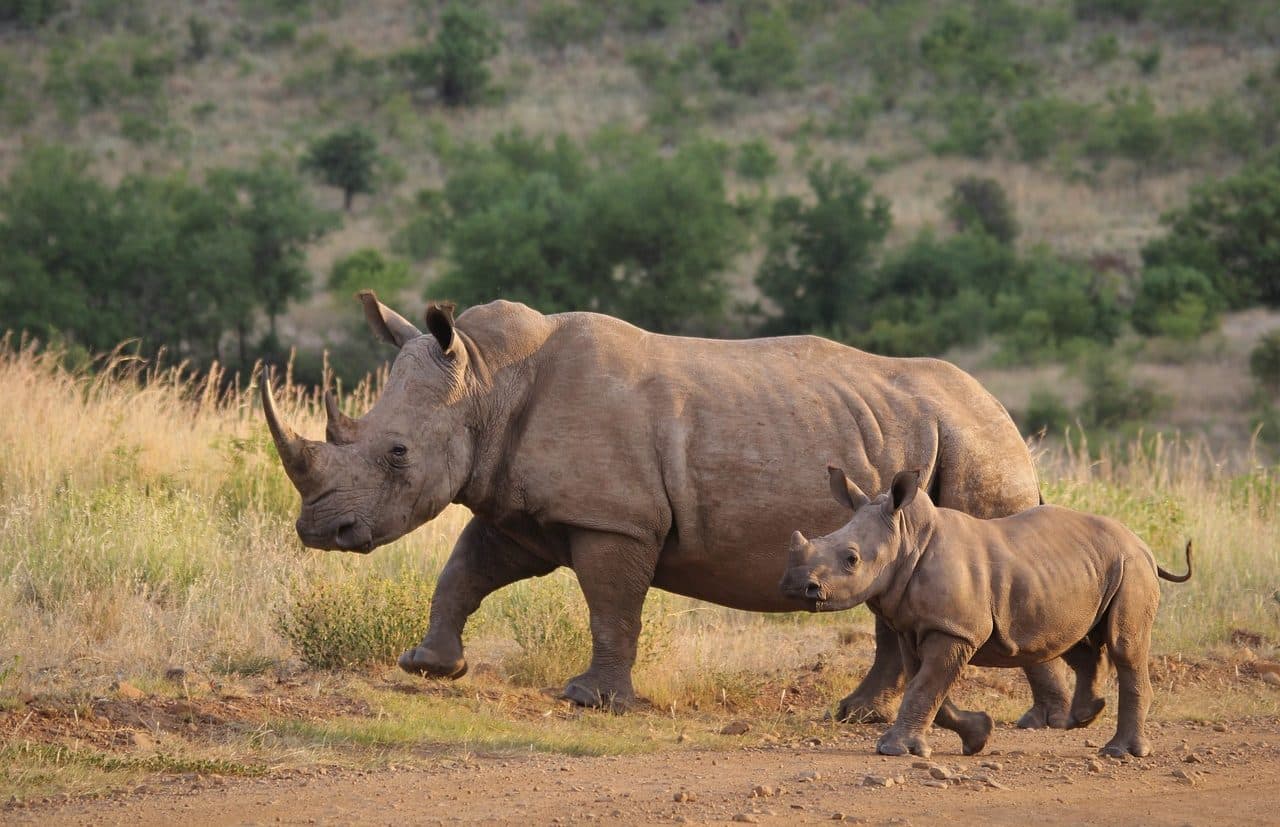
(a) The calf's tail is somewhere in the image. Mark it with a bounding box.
[1158,540,1193,583]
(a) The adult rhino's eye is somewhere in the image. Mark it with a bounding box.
[389,444,408,460]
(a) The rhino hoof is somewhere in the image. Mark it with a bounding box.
[398,647,467,679]
[561,677,636,712]
[836,695,894,724]
[959,712,994,756]
[1016,702,1071,730]
[1101,734,1151,758]
[876,730,931,758]
[1069,698,1106,729]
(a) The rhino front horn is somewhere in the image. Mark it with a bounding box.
[788,530,811,566]
[261,366,313,486]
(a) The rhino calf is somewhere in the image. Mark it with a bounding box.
[780,466,1192,759]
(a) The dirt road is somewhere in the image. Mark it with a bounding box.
[20,718,1279,826]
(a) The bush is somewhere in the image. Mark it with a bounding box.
[1156,0,1243,30]
[187,17,213,61]
[945,177,1018,245]
[710,8,798,96]
[932,94,999,159]
[329,249,412,299]
[1131,265,1221,339]
[756,161,892,334]
[1076,351,1167,430]
[735,138,777,182]
[620,0,688,32]
[277,574,435,669]
[527,2,604,54]
[392,188,451,260]
[1133,46,1161,75]
[397,2,500,106]
[301,126,380,210]
[0,0,61,26]
[1250,331,1280,393]
[1023,388,1073,435]
[1006,96,1093,163]
[1073,0,1149,21]
[1085,34,1121,66]
[1142,154,1280,308]
[995,254,1124,361]
[917,3,1029,94]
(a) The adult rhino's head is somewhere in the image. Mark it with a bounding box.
[264,291,475,552]
[779,466,924,611]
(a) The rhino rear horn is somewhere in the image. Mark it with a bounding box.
[324,390,357,444]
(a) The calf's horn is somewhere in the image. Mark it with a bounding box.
[788,530,811,567]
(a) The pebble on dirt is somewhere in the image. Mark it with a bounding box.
[862,775,895,788]
[721,720,751,735]
[750,784,776,798]
[734,813,761,823]
[673,790,696,803]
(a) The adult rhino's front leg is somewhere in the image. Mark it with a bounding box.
[401,517,556,679]
[836,616,906,723]
[560,531,659,711]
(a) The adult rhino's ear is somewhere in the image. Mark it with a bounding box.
[425,301,462,358]
[828,465,870,511]
[889,469,920,513]
[358,290,422,348]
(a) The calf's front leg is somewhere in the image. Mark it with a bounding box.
[876,633,977,758]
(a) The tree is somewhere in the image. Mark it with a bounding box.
[756,162,892,334]
[1131,265,1221,339]
[945,176,1018,245]
[1142,153,1280,309]
[210,157,336,355]
[433,2,500,106]
[302,126,380,211]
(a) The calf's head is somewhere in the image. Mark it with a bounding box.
[779,467,925,611]
[264,292,475,552]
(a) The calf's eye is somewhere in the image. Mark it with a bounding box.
[390,444,408,458]
[845,552,859,568]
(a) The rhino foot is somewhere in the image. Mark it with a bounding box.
[1101,733,1151,758]
[876,729,931,758]
[1015,699,1071,730]
[398,646,468,679]
[561,673,636,712]
[1069,697,1106,729]
[835,691,897,724]
[956,711,994,756]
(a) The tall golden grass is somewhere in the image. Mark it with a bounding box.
[0,341,1276,710]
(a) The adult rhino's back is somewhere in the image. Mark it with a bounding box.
[526,314,1038,610]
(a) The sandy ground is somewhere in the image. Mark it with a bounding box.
[17,717,1280,826]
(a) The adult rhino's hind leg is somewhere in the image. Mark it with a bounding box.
[836,616,906,723]
[1016,659,1074,729]
[561,531,658,711]
[401,518,555,679]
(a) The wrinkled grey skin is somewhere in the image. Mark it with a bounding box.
[781,467,1193,758]
[264,292,1074,722]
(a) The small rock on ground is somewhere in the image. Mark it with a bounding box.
[750,784,776,798]
[734,814,761,823]
[862,775,894,788]
[721,720,752,736]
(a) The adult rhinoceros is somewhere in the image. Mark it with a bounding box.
[263,293,1073,727]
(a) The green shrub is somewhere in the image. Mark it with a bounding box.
[995,254,1124,360]
[527,2,604,54]
[1006,97,1093,162]
[329,248,412,299]
[932,94,999,159]
[395,3,500,107]
[1156,0,1243,30]
[0,0,61,26]
[260,20,298,48]
[917,3,1029,94]
[735,138,777,182]
[1133,46,1161,75]
[1076,351,1167,430]
[277,574,435,669]
[1250,331,1280,393]
[1023,388,1073,436]
[1142,154,1280,308]
[1131,265,1221,339]
[619,0,688,32]
[392,188,451,260]
[1073,0,1149,21]
[945,177,1017,245]
[710,9,798,96]
[1086,34,1121,66]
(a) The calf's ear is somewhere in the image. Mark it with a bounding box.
[889,469,920,513]
[828,465,870,511]
[359,291,423,348]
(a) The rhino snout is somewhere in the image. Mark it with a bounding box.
[295,514,374,553]
[804,581,827,601]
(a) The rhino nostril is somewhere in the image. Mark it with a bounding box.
[805,582,823,601]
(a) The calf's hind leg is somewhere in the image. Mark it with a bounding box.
[1100,585,1157,758]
